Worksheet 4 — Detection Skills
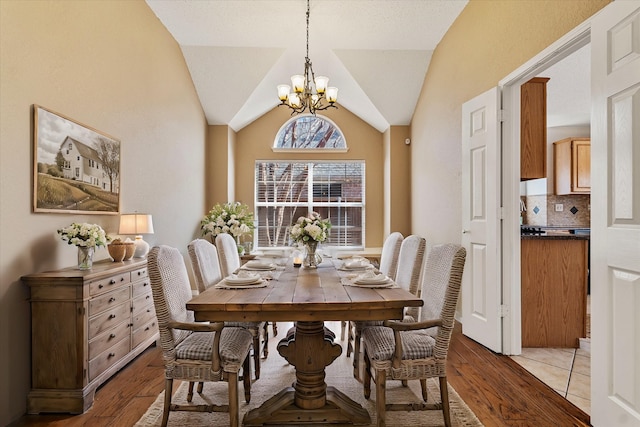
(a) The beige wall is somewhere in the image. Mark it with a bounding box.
[410,0,609,247]
[234,105,387,247]
[389,126,411,237]
[0,1,207,423]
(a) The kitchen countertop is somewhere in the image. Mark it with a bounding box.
[520,232,590,240]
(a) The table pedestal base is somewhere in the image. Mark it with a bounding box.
[243,387,370,426]
[243,320,371,426]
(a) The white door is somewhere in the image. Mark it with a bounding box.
[591,2,640,426]
[461,87,502,353]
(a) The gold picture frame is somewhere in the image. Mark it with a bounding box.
[33,105,120,214]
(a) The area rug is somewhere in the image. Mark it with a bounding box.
[135,323,483,427]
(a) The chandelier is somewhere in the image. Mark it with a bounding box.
[277,0,338,115]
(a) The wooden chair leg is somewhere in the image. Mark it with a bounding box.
[420,378,428,401]
[340,320,346,340]
[272,321,278,336]
[187,381,195,402]
[353,329,361,379]
[439,376,452,427]
[161,378,173,427]
[263,323,269,358]
[376,369,387,427]
[243,355,252,404]
[228,371,240,427]
[253,333,261,379]
[363,351,372,399]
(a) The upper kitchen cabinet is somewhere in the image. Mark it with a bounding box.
[520,77,550,180]
[554,137,591,194]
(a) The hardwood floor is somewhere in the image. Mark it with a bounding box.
[10,322,590,427]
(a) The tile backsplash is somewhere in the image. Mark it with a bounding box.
[522,194,590,228]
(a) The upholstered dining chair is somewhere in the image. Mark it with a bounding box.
[343,232,404,350]
[351,234,425,379]
[361,243,466,427]
[148,245,253,427]
[215,232,277,344]
[188,238,267,379]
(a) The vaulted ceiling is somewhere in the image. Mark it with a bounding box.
[145,0,469,132]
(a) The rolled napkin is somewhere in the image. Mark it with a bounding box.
[224,271,261,285]
[353,270,389,285]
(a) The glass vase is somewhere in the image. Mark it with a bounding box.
[77,246,94,270]
[303,240,322,269]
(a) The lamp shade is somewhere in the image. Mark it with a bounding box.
[119,214,154,235]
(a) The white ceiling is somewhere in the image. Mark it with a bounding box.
[145,0,590,132]
[145,0,468,132]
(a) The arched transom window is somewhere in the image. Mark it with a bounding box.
[273,115,347,150]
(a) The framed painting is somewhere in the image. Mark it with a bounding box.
[33,105,120,214]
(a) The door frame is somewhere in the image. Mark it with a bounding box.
[498,20,592,355]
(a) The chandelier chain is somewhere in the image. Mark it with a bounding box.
[276,0,338,115]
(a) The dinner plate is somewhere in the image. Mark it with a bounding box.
[224,274,262,285]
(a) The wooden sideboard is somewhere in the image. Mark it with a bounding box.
[22,258,158,414]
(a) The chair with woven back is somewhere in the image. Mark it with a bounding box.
[351,234,424,380]
[188,238,266,380]
[215,233,277,351]
[361,243,467,427]
[343,232,404,353]
[147,245,253,427]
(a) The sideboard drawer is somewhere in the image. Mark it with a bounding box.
[88,320,131,360]
[131,266,148,282]
[89,336,130,382]
[132,304,156,330]
[89,301,131,339]
[133,319,158,349]
[132,276,152,298]
[132,292,153,317]
[89,273,131,296]
[89,286,131,317]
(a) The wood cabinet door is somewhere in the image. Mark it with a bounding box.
[572,140,590,192]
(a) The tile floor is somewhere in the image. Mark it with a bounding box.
[510,296,591,415]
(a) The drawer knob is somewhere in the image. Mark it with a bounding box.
[146,295,150,300]
[98,284,104,289]
[109,333,116,339]
[145,326,150,331]
[109,314,116,319]
[109,297,116,303]
[108,353,115,358]
[109,279,116,285]
[143,282,148,287]
[120,277,124,282]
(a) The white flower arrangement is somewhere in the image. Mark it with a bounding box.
[57,222,110,248]
[201,202,255,238]
[290,211,331,244]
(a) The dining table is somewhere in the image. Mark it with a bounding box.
[186,256,423,426]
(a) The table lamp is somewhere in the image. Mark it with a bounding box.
[119,213,154,258]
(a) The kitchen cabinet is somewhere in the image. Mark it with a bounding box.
[521,77,550,180]
[554,137,591,194]
[22,259,158,414]
[521,236,588,347]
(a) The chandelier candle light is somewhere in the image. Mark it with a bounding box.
[118,213,154,258]
[277,0,338,115]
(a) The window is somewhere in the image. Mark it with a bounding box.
[255,161,365,249]
[274,115,346,150]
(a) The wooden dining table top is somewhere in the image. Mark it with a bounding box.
[187,259,423,323]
